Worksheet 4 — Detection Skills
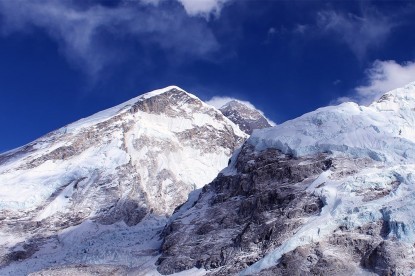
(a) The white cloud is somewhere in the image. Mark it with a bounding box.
[206,96,276,126]
[355,60,415,104]
[177,0,232,18]
[317,10,394,58]
[0,0,220,77]
[139,0,233,18]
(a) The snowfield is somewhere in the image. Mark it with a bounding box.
[249,82,415,164]
[0,86,246,275]
[3,82,415,275]
[241,82,415,274]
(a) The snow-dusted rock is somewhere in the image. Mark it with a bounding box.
[0,86,246,275]
[157,82,415,275]
[5,81,415,275]
[219,100,273,134]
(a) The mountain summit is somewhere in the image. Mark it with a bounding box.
[4,83,415,275]
[218,100,273,134]
[0,86,247,274]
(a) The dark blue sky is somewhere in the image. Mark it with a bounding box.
[1,0,415,152]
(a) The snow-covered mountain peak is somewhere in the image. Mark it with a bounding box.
[371,81,415,112]
[0,85,249,274]
[218,99,273,134]
[220,99,246,109]
[157,82,415,275]
[0,85,246,212]
[63,86,206,133]
[247,82,415,164]
[139,85,185,99]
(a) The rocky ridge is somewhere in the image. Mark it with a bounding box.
[219,100,272,134]
[0,86,247,275]
[3,83,415,275]
[156,82,415,275]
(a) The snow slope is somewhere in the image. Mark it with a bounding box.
[0,86,246,275]
[249,82,415,163]
[0,86,245,213]
[157,82,415,275]
[240,82,415,274]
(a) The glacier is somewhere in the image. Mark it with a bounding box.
[157,82,415,275]
[3,82,415,275]
[249,82,415,164]
[240,82,415,274]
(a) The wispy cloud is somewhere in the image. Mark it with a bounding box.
[177,0,233,18]
[0,0,220,78]
[317,10,395,59]
[332,60,415,105]
[355,60,415,104]
[206,96,276,126]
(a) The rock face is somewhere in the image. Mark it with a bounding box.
[219,100,272,134]
[157,82,415,275]
[157,151,415,275]
[4,82,415,275]
[0,86,246,275]
[157,144,331,275]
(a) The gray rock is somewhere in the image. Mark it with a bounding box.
[219,100,272,134]
[157,144,331,275]
[0,87,246,274]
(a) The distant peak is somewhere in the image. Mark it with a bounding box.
[218,99,273,135]
[138,85,187,100]
[370,81,415,111]
[220,100,245,109]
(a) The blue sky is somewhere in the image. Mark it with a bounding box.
[1,0,415,152]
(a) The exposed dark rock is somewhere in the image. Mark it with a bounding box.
[157,144,331,275]
[362,241,400,275]
[257,222,409,276]
[0,144,35,166]
[29,264,131,275]
[219,100,272,134]
[0,239,44,269]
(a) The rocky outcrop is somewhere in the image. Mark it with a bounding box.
[258,222,414,275]
[5,83,415,275]
[0,86,247,275]
[157,144,332,274]
[219,100,272,134]
[157,140,415,275]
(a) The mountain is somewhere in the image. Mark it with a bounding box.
[218,100,273,134]
[157,82,415,275]
[4,82,415,275]
[0,86,247,275]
